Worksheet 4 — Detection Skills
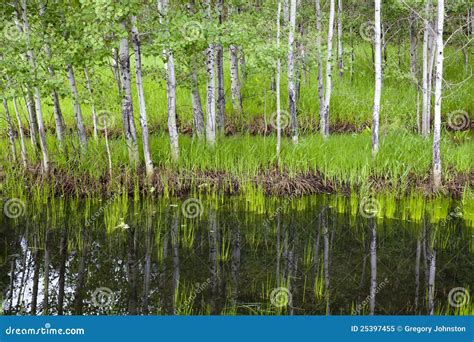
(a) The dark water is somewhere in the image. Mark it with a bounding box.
[0,195,472,315]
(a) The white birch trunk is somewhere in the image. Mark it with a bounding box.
[337,0,344,77]
[421,0,432,137]
[131,16,154,178]
[432,0,445,191]
[21,0,49,173]
[159,0,180,161]
[119,20,140,165]
[288,0,298,144]
[216,0,226,134]
[66,64,88,149]
[204,0,216,146]
[3,98,17,162]
[229,45,243,115]
[372,0,382,156]
[322,0,336,138]
[83,66,98,140]
[12,96,28,167]
[191,66,206,138]
[276,0,282,160]
[316,0,325,125]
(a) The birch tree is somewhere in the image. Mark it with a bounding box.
[216,0,226,134]
[119,20,139,165]
[315,0,325,125]
[66,65,88,149]
[322,0,336,138]
[287,0,298,144]
[229,44,242,115]
[276,0,282,160]
[2,98,17,162]
[422,0,433,137]
[432,0,445,191]
[337,0,344,77]
[159,0,179,161]
[190,62,206,138]
[21,0,49,173]
[372,0,382,156]
[131,15,154,179]
[205,0,217,146]
[12,96,28,168]
[83,66,98,140]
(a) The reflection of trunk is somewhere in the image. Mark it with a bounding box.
[67,64,88,149]
[74,228,88,314]
[359,233,368,288]
[369,218,377,315]
[313,211,321,276]
[209,210,218,296]
[7,258,15,314]
[427,249,436,315]
[230,216,241,306]
[322,211,330,315]
[414,238,421,312]
[276,212,281,284]
[170,212,180,315]
[143,227,154,314]
[190,66,205,138]
[42,230,50,315]
[127,228,138,315]
[31,246,41,314]
[229,45,243,116]
[58,229,68,315]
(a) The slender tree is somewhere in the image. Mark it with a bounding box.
[432,0,445,191]
[372,0,382,156]
[287,0,298,144]
[229,45,242,115]
[205,0,217,146]
[322,0,336,138]
[131,15,154,179]
[315,0,325,125]
[276,0,282,160]
[337,0,344,77]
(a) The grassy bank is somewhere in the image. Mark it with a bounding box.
[1,130,472,198]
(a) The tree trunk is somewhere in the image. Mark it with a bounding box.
[316,0,325,128]
[322,0,336,138]
[22,0,49,173]
[159,1,180,161]
[191,66,206,138]
[3,98,17,163]
[66,64,88,149]
[12,96,28,167]
[25,90,38,150]
[84,66,98,140]
[409,11,417,78]
[111,48,122,95]
[421,0,432,138]
[216,0,226,134]
[276,0,282,160]
[119,21,139,166]
[229,45,243,116]
[432,0,444,191]
[337,0,344,77]
[288,0,298,144]
[372,0,382,156]
[369,218,377,315]
[131,16,154,179]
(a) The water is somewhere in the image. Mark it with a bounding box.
[1,195,472,315]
